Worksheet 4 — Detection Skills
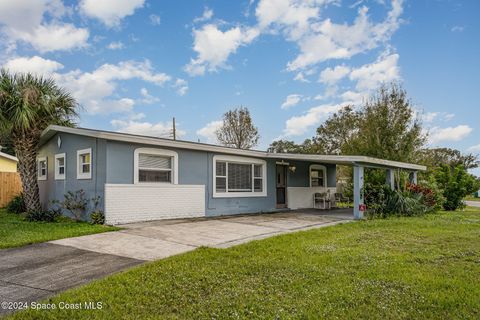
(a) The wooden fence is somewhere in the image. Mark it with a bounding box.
[0,172,22,208]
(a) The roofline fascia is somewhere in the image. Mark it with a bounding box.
[0,151,18,162]
[40,125,426,171]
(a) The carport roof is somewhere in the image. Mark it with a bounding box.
[40,125,426,171]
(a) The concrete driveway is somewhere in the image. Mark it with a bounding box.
[0,243,142,316]
[466,200,480,208]
[51,209,352,260]
[0,209,351,315]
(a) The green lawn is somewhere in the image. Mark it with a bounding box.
[465,196,480,201]
[0,209,119,249]
[8,208,480,320]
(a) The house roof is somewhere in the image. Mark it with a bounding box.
[40,125,427,171]
[0,151,18,162]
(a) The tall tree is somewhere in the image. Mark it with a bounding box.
[267,139,320,154]
[419,148,479,170]
[216,106,259,149]
[348,83,426,162]
[0,70,78,212]
[313,105,361,155]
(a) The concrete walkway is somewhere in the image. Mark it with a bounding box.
[0,209,352,315]
[51,209,352,260]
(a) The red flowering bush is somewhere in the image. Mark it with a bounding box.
[406,183,437,210]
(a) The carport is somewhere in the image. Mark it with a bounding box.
[266,154,427,219]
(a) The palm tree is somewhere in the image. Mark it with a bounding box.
[0,70,78,213]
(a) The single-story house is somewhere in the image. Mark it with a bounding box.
[0,151,18,173]
[37,125,426,224]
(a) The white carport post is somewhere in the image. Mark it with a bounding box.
[353,165,365,219]
[386,168,395,190]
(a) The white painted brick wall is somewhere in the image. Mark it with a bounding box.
[287,187,337,209]
[105,184,205,224]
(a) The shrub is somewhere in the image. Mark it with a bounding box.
[406,183,439,211]
[25,209,61,222]
[90,211,105,224]
[435,164,480,210]
[60,190,88,220]
[364,183,428,219]
[89,196,105,224]
[6,194,25,214]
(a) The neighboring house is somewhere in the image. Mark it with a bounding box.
[37,126,426,224]
[0,151,18,172]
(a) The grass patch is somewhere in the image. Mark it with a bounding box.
[465,196,480,202]
[8,208,480,319]
[0,209,119,249]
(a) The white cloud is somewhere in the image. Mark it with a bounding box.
[0,1,88,53]
[194,7,214,23]
[451,25,464,32]
[111,118,185,138]
[293,72,310,83]
[107,41,124,50]
[256,0,322,40]
[281,103,343,136]
[196,120,223,143]
[286,0,403,70]
[281,94,303,109]
[428,125,473,145]
[422,111,455,123]
[339,90,366,104]
[139,88,160,104]
[423,112,439,123]
[0,0,67,31]
[319,65,350,85]
[184,24,259,76]
[79,0,145,27]
[3,56,64,74]
[349,53,399,91]
[468,144,480,153]
[53,60,171,114]
[184,0,402,76]
[149,14,161,26]
[173,79,188,96]
[13,24,89,53]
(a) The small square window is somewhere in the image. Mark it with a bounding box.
[77,148,92,179]
[37,157,47,181]
[55,153,66,180]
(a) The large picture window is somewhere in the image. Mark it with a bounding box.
[213,155,267,197]
[134,148,178,184]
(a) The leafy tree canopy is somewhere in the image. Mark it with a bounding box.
[216,106,259,149]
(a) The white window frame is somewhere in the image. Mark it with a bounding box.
[54,153,66,180]
[309,164,327,188]
[37,156,47,181]
[213,155,267,198]
[77,148,92,180]
[134,148,178,184]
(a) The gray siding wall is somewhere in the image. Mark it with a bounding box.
[104,141,277,216]
[286,161,337,188]
[38,134,338,220]
[37,133,106,219]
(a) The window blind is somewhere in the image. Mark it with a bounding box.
[139,154,171,169]
[228,163,252,191]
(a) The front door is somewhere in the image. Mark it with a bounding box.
[276,165,288,208]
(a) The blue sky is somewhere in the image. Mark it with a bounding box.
[0,0,479,174]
